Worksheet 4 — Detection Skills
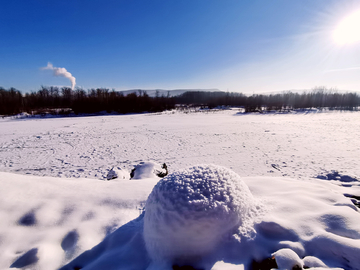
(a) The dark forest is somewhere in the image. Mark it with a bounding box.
[1,86,359,116]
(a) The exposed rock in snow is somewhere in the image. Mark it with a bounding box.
[131,161,168,180]
[144,164,260,266]
[251,256,277,270]
[106,167,129,180]
[344,193,360,208]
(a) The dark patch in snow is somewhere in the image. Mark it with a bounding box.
[251,256,277,270]
[316,171,358,182]
[18,211,36,226]
[57,206,75,225]
[271,164,281,171]
[137,202,146,215]
[344,194,360,209]
[130,167,135,178]
[81,211,95,221]
[10,248,38,268]
[61,230,79,251]
[100,198,134,209]
[255,221,299,242]
[320,214,360,238]
[59,214,150,270]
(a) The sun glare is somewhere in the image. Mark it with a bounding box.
[333,9,360,45]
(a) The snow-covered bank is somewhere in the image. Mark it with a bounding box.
[0,171,158,269]
[1,168,360,270]
[1,110,360,269]
[1,110,360,181]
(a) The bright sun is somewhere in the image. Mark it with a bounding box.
[333,9,360,45]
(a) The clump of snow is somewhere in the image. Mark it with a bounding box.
[302,256,327,268]
[211,260,244,270]
[131,161,168,180]
[106,167,130,180]
[144,164,260,266]
[272,248,303,270]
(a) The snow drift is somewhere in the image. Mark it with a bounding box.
[1,161,360,269]
[57,170,360,270]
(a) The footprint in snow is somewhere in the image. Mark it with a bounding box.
[10,248,38,268]
[61,230,79,252]
[61,230,79,260]
[18,211,36,226]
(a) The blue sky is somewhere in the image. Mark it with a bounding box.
[1,0,360,93]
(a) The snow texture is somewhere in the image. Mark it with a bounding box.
[144,164,260,266]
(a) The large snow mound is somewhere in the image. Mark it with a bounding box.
[144,164,262,266]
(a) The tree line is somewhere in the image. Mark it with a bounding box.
[0,86,175,115]
[0,86,359,116]
[175,88,360,112]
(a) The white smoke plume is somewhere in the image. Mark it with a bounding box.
[41,62,76,90]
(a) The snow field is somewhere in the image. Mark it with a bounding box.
[1,110,360,181]
[1,110,360,269]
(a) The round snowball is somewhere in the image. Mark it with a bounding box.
[144,164,256,264]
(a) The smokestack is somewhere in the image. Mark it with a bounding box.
[41,62,76,90]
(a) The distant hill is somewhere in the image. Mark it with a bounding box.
[118,89,221,97]
[259,88,360,96]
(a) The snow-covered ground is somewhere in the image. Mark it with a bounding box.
[1,109,360,180]
[1,109,360,270]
